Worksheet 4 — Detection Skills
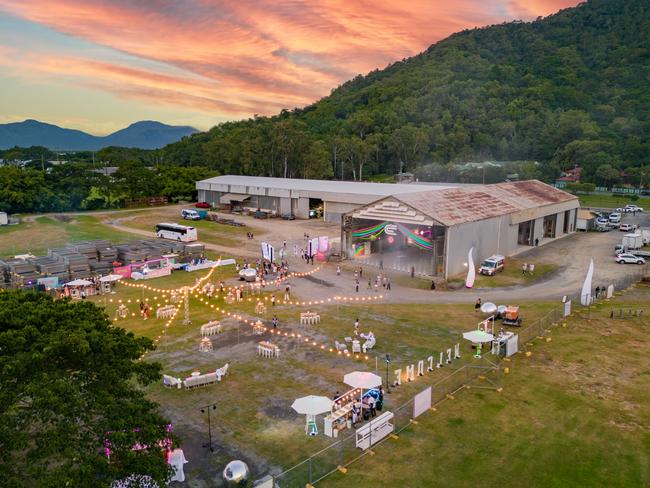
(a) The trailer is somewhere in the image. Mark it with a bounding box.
[622,233,643,250]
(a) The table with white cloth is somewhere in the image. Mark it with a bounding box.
[156,305,176,319]
[300,312,321,325]
[168,448,188,482]
[257,341,280,358]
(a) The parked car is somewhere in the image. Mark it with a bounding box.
[617,204,644,213]
[596,225,611,232]
[195,202,211,209]
[254,210,269,219]
[596,217,609,226]
[615,253,645,265]
[619,223,634,232]
[282,213,296,220]
[608,212,621,223]
[479,254,505,276]
[181,209,201,220]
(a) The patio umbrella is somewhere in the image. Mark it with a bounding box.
[292,395,333,435]
[462,330,494,359]
[65,279,93,287]
[291,395,333,415]
[343,371,382,413]
[462,330,494,343]
[100,274,123,283]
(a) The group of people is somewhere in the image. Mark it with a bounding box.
[521,262,536,275]
[333,387,385,426]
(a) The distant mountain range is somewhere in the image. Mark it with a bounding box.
[0,119,198,150]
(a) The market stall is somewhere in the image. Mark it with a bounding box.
[63,279,95,299]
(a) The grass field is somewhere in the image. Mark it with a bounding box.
[447,257,557,289]
[577,193,650,209]
[88,268,561,482]
[0,215,135,257]
[321,287,650,488]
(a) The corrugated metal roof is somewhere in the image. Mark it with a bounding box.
[393,180,578,226]
[197,175,468,196]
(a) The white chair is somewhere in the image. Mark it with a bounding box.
[362,332,376,353]
[216,363,229,381]
[352,340,361,353]
[335,340,348,353]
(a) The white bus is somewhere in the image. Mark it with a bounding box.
[155,222,198,242]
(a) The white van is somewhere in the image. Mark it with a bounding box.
[181,209,201,220]
[479,254,505,276]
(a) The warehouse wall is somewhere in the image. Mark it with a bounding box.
[445,215,512,278]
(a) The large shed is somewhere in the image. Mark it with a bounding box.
[196,175,466,223]
[341,180,579,278]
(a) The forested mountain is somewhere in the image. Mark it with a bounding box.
[162,0,650,186]
[0,120,197,150]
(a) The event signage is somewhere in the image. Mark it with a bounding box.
[392,343,461,386]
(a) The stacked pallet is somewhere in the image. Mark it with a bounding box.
[184,243,205,258]
[6,259,39,287]
[31,256,70,283]
[0,261,9,286]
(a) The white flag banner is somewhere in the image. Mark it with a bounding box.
[261,242,274,262]
[465,247,476,288]
[580,259,594,306]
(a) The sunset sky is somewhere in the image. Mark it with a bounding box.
[0,1,579,134]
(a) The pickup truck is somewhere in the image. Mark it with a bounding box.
[616,245,650,258]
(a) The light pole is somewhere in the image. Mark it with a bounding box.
[385,353,391,394]
[200,403,217,452]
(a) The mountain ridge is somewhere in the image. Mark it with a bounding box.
[0,119,198,151]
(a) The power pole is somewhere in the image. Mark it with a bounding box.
[183,286,191,325]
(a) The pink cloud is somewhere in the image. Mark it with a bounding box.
[0,0,581,120]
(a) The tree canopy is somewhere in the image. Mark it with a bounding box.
[0,291,172,487]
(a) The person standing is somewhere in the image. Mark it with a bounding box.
[272,316,278,329]
[355,279,360,293]
[522,263,527,275]
[359,267,363,278]
[284,283,291,301]
[271,294,276,306]
[475,298,482,312]
[386,278,391,291]
[336,265,341,276]
[354,318,360,335]
[410,266,415,278]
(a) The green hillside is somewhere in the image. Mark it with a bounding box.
[162,0,650,185]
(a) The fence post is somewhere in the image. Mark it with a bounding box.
[308,456,312,485]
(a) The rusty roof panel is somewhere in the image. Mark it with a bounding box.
[393,180,577,226]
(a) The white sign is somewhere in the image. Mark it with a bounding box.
[607,284,614,298]
[384,223,397,236]
[413,387,432,419]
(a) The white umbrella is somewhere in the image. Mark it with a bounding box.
[292,395,333,436]
[100,274,123,283]
[343,371,382,414]
[343,371,382,390]
[463,330,494,359]
[65,279,93,287]
[291,395,333,415]
[480,302,497,315]
[462,330,494,343]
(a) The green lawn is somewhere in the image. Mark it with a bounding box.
[447,257,557,289]
[577,193,649,209]
[320,288,650,488]
[0,215,135,257]
[107,207,263,248]
[88,269,561,483]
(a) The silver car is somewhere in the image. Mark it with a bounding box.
[615,253,645,265]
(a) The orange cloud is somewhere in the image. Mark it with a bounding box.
[0,0,581,121]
